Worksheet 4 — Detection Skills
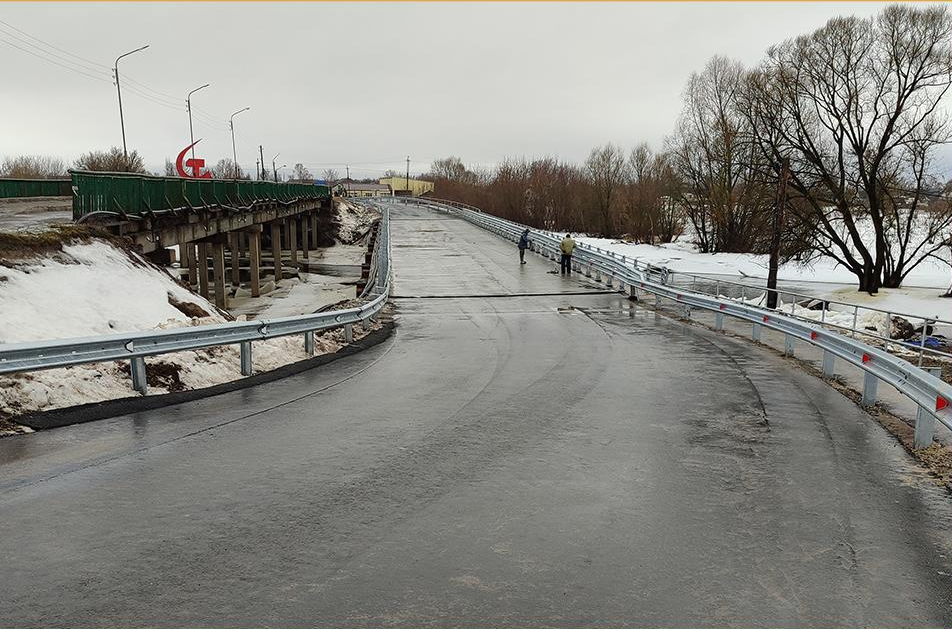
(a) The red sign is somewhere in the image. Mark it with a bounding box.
[175,140,212,179]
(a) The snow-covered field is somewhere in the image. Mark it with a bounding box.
[575,236,951,321]
[0,237,377,429]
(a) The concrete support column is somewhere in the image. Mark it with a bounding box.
[248,228,262,298]
[186,242,197,287]
[301,217,309,260]
[310,212,319,250]
[197,242,210,299]
[229,232,241,287]
[212,242,228,310]
[271,220,283,284]
[289,219,299,266]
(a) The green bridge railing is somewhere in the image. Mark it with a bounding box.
[0,178,72,199]
[71,170,331,221]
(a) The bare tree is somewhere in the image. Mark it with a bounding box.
[291,163,312,181]
[741,5,952,292]
[625,145,684,243]
[0,155,67,178]
[163,158,177,177]
[321,168,339,183]
[585,144,628,236]
[668,56,774,254]
[74,147,146,173]
[210,158,246,179]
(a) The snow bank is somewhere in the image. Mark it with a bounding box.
[0,240,225,344]
[0,238,383,423]
[337,200,380,244]
[576,236,951,289]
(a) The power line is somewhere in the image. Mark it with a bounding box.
[0,19,108,72]
[0,35,111,83]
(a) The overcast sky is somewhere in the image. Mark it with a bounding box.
[1,2,939,179]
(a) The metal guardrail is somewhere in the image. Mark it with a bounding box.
[389,197,952,448]
[0,178,72,199]
[0,209,391,396]
[71,170,332,222]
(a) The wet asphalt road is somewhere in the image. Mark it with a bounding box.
[0,207,950,627]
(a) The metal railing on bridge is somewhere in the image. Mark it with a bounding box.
[388,196,952,450]
[71,170,331,222]
[0,178,72,199]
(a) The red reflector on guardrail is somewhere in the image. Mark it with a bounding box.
[862,353,871,363]
[719,304,726,310]
[938,397,949,412]
[810,331,818,340]
[762,315,769,323]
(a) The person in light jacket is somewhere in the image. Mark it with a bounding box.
[518,229,531,264]
[560,234,576,275]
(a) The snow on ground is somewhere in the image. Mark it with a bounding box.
[0,240,226,344]
[229,273,356,320]
[576,236,951,289]
[0,237,379,425]
[337,200,380,244]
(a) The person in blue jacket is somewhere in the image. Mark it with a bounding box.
[518,229,531,264]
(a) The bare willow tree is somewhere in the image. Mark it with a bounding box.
[585,144,628,236]
[668,56,774,253]
[626,144,683,243]
[320,168,339,183]
[74,147,146,173]
[0,155,67,178]
[741,5,952,292]
[291,163,312,181]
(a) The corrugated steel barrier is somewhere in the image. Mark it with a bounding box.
[0,178,72,199]
[70,170,331,221]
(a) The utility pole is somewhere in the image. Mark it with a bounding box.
[272,153,280,182]
[406,155,410,195]
[767,156,790,310]
[229,107,250,179]
[346,165,350,195]
[186,83,210,162]
[113,45,149,163]
[259,145,265,180]
[255,158,260,180]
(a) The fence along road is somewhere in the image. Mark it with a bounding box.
[0,204,949,626]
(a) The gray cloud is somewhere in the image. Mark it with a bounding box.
[3,1,938,179]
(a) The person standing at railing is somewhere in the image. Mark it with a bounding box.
[518,229,531,264]
[560,234,576,275]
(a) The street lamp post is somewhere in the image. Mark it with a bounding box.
[229,107,250,179]
[186,83,211,161]
[271,153,280,182]
[113,44,149,162]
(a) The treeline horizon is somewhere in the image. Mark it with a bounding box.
[423,4,952,294]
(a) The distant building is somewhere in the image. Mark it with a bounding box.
[378,177,434,197]
[342,182,392,198]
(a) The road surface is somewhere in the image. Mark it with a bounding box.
[0,206,949,627]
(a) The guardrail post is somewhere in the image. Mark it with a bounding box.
[784,335,795,357]
[822,350,835,378]
[861,371,878,407]
[752,323,762,342]
[130,357,147,394]
[304,331,315,356]
[595,269,601,282]
[715,312,724,330]
[585,264,592,278]
[914,366,942,449]
[240,341,253,376]
[606,275,613,288]
[344,323,354,344]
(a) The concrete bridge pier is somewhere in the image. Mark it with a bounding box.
[211,240,228,309]
[246,225,263,298]
[270,219,283,284]
[289,219,298,267]
[229,232,242,287]
[197,242,210,299]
